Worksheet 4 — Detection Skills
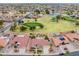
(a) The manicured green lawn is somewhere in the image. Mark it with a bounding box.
[13,15,79,33]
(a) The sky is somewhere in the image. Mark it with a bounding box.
[0,0,79,3]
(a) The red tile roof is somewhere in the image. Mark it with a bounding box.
[64,33,79,41]
[51,37,62,47]
[63,36,70,43]
[0,38,6,47]
[11,35,29,48]
[31,39,49,46]
[56,36,70,44]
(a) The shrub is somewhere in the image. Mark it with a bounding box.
[75,22,79,26]
[23,22,44,30]
[20,26,27,31]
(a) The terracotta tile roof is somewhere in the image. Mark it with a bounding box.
[51,37,62,47]
[56,36,70,44]
[63,36,70,43]
[31,39,49,46]
[0,38,6,47]
[11,35,29,48]
[64,33,79,41]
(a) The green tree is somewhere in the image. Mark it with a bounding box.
[0,20,3,28]
[39,25,44,29]
[45,9,50,14]
[20,26,27,31]
[56,15,61,22]
[10,22,17,31]
[10,26,14,31]
[19,9,24,14]
[0,46,4,53]
[75,22,79,26]
[34,9,40,14]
